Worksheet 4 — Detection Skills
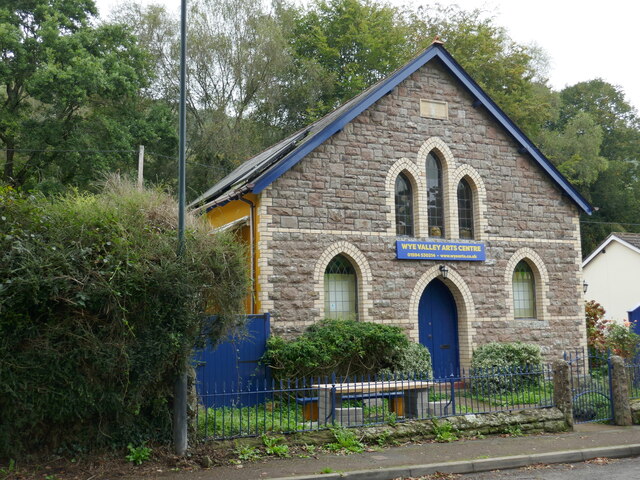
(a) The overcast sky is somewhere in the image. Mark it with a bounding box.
[95,0,640,112]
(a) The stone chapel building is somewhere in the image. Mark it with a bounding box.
[190,43,592,373]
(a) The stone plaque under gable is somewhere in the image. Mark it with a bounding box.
[420,99,448,119]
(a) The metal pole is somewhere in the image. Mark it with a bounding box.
[173,0,188,456]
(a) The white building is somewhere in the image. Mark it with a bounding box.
[582,233,640,323]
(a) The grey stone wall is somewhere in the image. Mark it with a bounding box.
[257,58,586,361]
[355,408,569,444]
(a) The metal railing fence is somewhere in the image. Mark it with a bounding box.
[194,364,553,441]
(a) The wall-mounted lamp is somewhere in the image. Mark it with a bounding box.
[583,281,589,294]
[439,265,449,279]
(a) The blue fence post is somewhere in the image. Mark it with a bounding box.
[330,372,336,426]
[449,373,456,415]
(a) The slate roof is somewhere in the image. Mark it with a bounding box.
[582,232,640,267]
[189,43,593,215]
[615,232,640,250]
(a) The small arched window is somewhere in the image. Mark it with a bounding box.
[426,152,444,237]
[324,255,358,320]
[395,172,414,236]
[513,260,536,319]
[457,178,474,239]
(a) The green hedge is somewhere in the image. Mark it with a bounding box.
[470,342,543,394]
[0,178,249,456]
[263,319,432,380]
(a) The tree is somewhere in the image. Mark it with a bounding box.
[112,0,299,198]
[537,112,608,190]
[0,0,166,190]
[557,79,640,162]
[290,0,413,118]
[550,80,640,254]
[407,5,555,138]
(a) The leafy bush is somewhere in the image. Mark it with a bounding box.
[263,320,431,380]
[379,342,432,379]
[605,323,640,359]
[586,300,608,354]
[585,301,640,360]
[470,342,543,394]
[0,178,249,456]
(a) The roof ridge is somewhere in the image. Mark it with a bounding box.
[191,44,593,215]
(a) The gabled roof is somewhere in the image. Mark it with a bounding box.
[190,43,593,215]
[582,232,640,267]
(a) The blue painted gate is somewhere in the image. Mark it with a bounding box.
[418,279,460,376]
[194,313,271,407]
[629,304,640,334]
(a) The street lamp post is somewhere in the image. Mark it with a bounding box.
[173,0,188,457]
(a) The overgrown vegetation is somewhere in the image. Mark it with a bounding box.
[263,319,432,380]
[470,342,543,394]
[431,420,458,443]
[197,402,307,439]
[0,178,249,456]
[586,300,640,360]
[326,427,365,454]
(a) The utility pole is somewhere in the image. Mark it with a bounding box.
[173,0,188,456]
[137,145,145,188]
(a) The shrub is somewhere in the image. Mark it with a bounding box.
[586,300,608,354]
[470,342,543,394]
[0,178,249,456]
[379,342,432,379]
[263,320,431,380]
[585,301,640,360]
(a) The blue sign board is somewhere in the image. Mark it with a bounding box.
[396,240,486,261]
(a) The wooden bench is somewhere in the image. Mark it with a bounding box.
[296,390,407,421]
[312,380,437,424]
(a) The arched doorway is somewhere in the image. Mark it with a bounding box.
[418,279,460,376]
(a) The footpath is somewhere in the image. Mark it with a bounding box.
[162,423,640,480]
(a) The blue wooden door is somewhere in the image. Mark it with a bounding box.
[419,279,459,376]
[194,313,271,408]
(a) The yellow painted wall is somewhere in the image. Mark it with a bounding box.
[206,193,261,314]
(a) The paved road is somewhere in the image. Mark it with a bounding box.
[462,455,640,480]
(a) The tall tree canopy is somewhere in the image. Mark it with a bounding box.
[4,0,640,254]
[0,0,173,191]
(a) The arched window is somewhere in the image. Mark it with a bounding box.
[426,152,444,237]
[457,178,474,239]
[324,255,358,320]
[513,261,536,319]
[395,172,414,236]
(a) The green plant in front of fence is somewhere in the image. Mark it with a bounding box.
[431,419,458,443]
[234,444,261,462]
[326,427,365,454]
[504,424,523,437]
[197,401,308,438]
[125,443,152,465]
[262,434,290,457]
